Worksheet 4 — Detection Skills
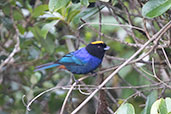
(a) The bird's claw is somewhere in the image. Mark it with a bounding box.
[72,74,79,84]
[74,79,79,84]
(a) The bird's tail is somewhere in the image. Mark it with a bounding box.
[34,62,60,71]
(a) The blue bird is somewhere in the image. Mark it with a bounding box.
[35,41,110,82]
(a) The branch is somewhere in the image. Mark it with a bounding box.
[79,19,143,48]
[71,21,171,114]
[60,75,90,114]
[0,7,20,72]
[78,22,144,32]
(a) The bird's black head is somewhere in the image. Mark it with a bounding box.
[86,41,110,59]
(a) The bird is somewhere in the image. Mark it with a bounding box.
[35,41,110,82]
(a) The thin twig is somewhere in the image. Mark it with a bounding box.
[0,7,20,72]
[78,85,91,95]
[133,65,156,83]
[60,75,90,114]
[80,19,142,48]
[143,18,151,40]
[105,89,119,107]
[117,74,146,99]
[34,81,169,90]
[161,47,171,69]
[105,55,167,66]
[98,4,102,41]
[79,81,115,114]
[78,22,144,32]
[26,86,60,111]
[118,0,139,44]
[152,58,171,89]
[114,92,141,114]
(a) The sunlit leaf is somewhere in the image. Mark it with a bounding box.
[142,0,171,18]
[159,99,167,114]
[49,0,70,12]
[150,98,168,114]
[165,97,171,113]
[41,20,59,39]
[116,103,135,114]
[80,0,89,6]
[100,0,110,2]
[150,98,161,114]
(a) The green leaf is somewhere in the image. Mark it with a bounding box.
[1,3,11,16]
[151,98,161,114]
[66,3,81,23]
[43,81,54,88]
[13,10,23,20]
[32,4,48,17]
[67,10,80,22]
[30,72,41,85]
[41,37,55,54]
[100,0,110,2]
[89,0,96,2]
[165,97,171,113]
[29,26,55,54]
[81,0,89,6]
[119,65,132,78]
[28,46,40,59]
[1,17,13,30]
[143,91,157,114]
[142,0,171,18]
[150,98,168,114]
[17,24,25,34]
[116,103,135,114]
[159,99,167,114]
[48,0,70,12]
[29,26,42,40]
[41,20,59,39]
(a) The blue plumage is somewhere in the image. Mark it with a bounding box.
[35,41,109,75]
[34,62,60,71]
[60,47,102,74]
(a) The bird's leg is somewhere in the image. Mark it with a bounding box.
[66,71,79,84]
[71,74,79,84]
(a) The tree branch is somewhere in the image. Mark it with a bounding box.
[71,21,171,114]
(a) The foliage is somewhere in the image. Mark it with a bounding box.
[0,0,170,114]
[142,0,171,18]
[116,97,171,114]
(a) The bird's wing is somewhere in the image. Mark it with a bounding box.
[56,53,85,66]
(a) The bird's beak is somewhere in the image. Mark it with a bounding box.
[104,46,110,50]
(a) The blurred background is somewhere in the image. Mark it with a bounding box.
[0,0,170,114]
